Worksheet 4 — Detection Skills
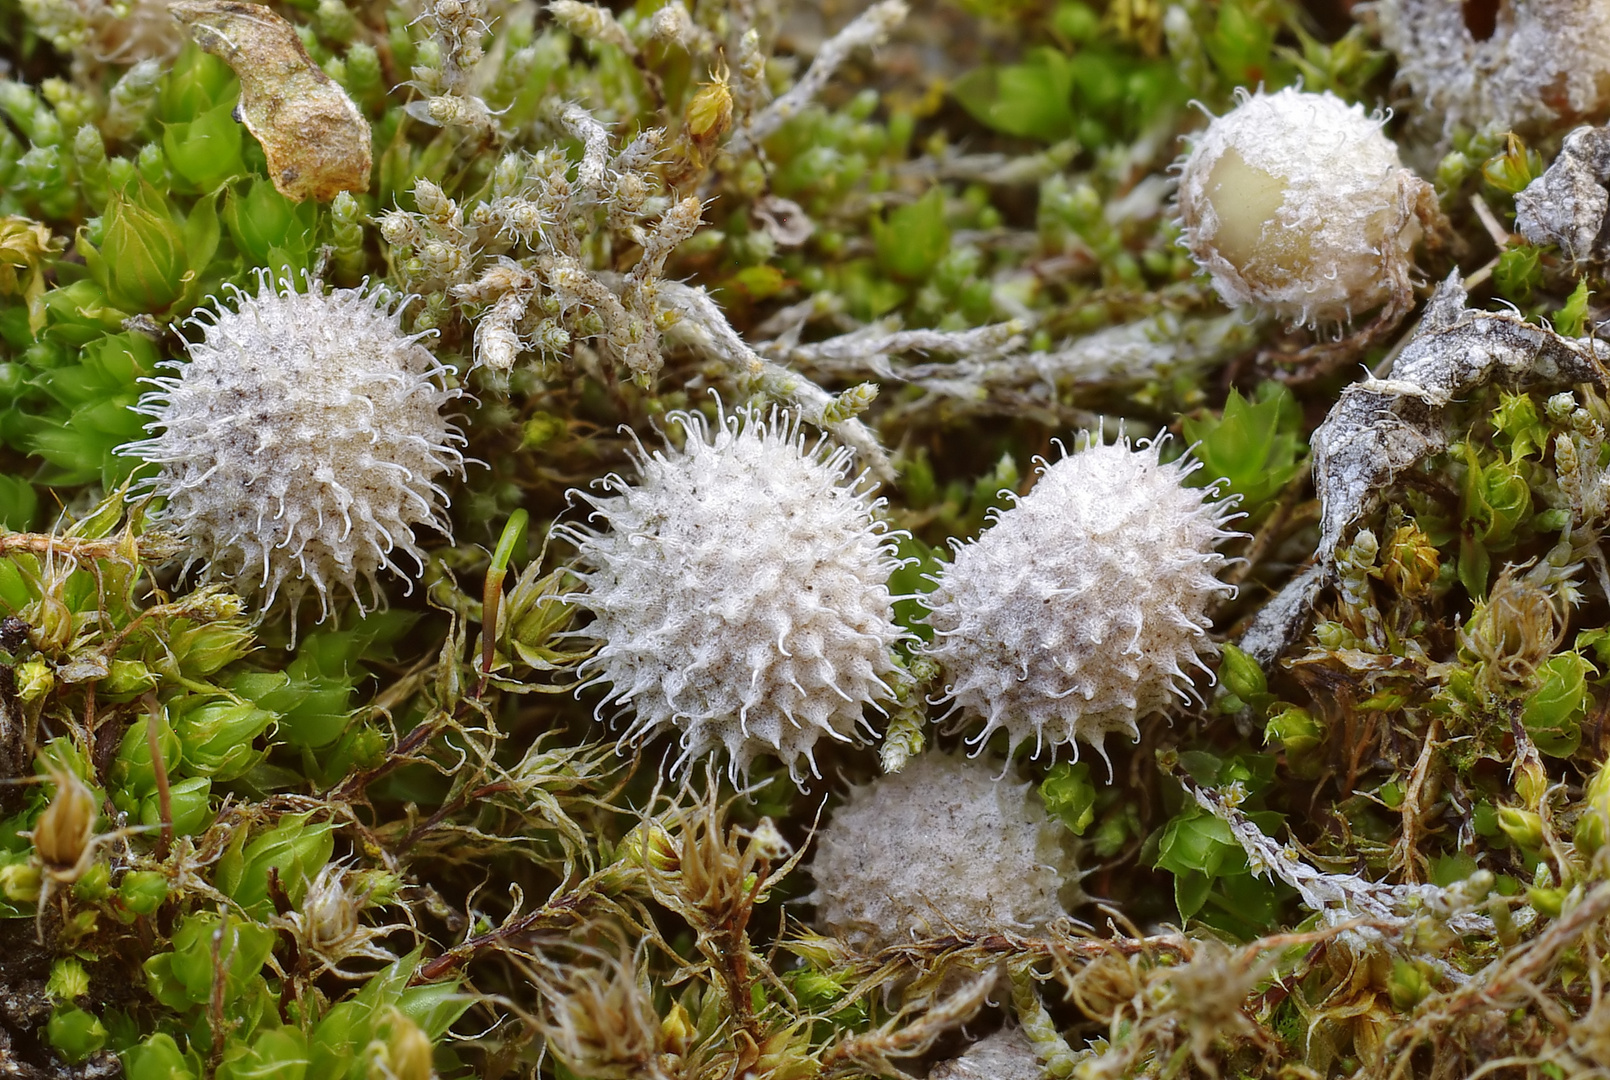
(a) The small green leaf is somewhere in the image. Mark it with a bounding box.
[146,911,275,1010]
[490,510,530,580]
[139,776,211,837]
[1264,706,1322,756]
[1458,534,1491,600]
[110,711,181,803]
[1181,384,1304,513]
[1556,279,1592,337]
[173,698,276,781]
[951,48,1077,142]
[122,1033,199,1080]
[1217,643,1268,706]
[163,98,244,191]
[1040,762,1097,835]
[94,181,186,313]
[1156,805,1246,880]
[1522,651,1592,757]
[214,813,336,916]
[1204,0,1281,87]
[159,44,239,125]
[0,475,37,530]
[1174,868,1212,919]
[872,187,951,281]
[117,869,169,917]
[889,533,942,643]
[1481,134,1543,195]
[1477,462,1531,545]
[1493,246,1541,301]
[1430,851,1478,886]
[224,177,317,268]
[217,1027,309,1080]
[723,264,789,302]
[47,1007,107,1063]
[835,259,906,321]
[1490,391,1546,463]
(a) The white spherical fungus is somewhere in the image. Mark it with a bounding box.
[1175,87,1435,329]
[807,752,1077,952]
[921,436,1240,765]
[122,272,464,626]
[557,405,907,783]
[1380,0,1610,140]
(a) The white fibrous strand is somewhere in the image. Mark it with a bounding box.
[121,271,465,631]
[723,0,908,158]
[556,404,907,783]
[922,436,1240,765]
[807,751,1077,952]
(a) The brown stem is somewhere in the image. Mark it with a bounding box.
[204,912,233,1079]
[394,782,512,854]
[326,715,444,803]
[81,680,96,772]
[0,532,159,563]
[413,892,593,984]
[1223,463,1314,592]
[1390,714,1442,884]
[476,568,503,700]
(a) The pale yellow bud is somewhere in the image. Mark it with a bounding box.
[34,768,97,873]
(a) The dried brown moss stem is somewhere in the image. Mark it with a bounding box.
[1386,878,1610,1072]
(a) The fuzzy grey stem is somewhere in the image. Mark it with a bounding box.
[769,319,1028,372]
[559,103,613,205]
[1242,272,1610,664]
[652,281,895,480]
[727,0,908,157]
[1186,779,1499,952]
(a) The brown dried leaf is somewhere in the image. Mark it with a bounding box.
[170,1,370,202]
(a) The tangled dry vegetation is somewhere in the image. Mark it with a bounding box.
[9,0,1610,1077]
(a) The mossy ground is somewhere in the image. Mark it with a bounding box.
[0,0,1608,1077]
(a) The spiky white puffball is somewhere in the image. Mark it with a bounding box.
[808,752,1077,951]
[557,405,906,783]
[1175,87,1434,329]
[921,436,1239,765]
[123,272,464,625]
[929,1029,1045,1080]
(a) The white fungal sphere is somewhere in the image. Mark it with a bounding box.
[1175,87,1434,328]
[558,405,906,783]
[123,272,464,628]
[807,752,1077,952]
[1379,0,1610,140]
[921,436,1239,765]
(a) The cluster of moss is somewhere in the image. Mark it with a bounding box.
[3,0,1610,1077]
